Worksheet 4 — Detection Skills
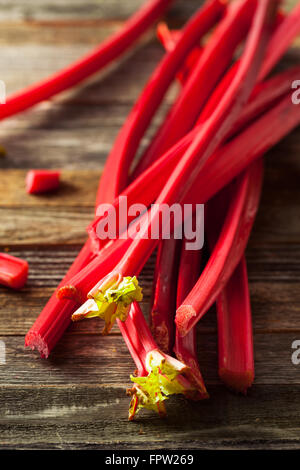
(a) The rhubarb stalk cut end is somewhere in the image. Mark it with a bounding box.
[72,274,143,334]
[127,350,196,420]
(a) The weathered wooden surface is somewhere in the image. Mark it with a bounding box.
[0,0,300,450]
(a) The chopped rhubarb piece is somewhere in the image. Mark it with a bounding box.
[26,170,60,194]
[0,253,28,289]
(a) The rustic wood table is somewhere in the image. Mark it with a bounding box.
[0,0,300,450]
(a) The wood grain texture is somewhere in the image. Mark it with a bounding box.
[0,0,300,450]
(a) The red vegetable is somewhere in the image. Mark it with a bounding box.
[176,159,264,336]
[71,0,278,335]
[217,258,254,394]
[0,253,28,289]
[174,235,208,398]
[150,236,181,353]
[26,170,60,194]
[0,0,174,120]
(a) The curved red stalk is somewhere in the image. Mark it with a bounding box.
[174,237,208,398]
[217,258,254,394]
[150,236,181,353]
[0,0,174,121]
[96,0,226,203]
[133,0,255,177]
[176,159,264,336]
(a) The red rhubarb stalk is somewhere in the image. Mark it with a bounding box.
[96,0,226,203]
[71,0,278,334]
[26,170,60,194]
[0,0,174,120]
[174,235,208,398]
[0,253,28,289]
[176,159,264,336]
[150,236,181,353]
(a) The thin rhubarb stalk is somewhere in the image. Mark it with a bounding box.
[72,0,278,334]
[133,0,257,177]
[205,179,255,394]
[90,67,299,250]
[0,0,174,120]
[217,258,254,394]
[174,235,208,398]
[96,0,226,203]
[87,299,202,419]
[258,1,300,80]
[150,236,181,353]
[0,253,28,289]
[176,159,264,336]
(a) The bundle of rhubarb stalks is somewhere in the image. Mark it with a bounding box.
[2,0,297,419]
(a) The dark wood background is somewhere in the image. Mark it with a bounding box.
[0,0,300,450]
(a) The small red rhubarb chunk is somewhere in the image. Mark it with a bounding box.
[0,253,28,289]
[26,170,60,194]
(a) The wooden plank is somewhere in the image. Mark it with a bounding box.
[0,206,93,244]
[0,384,300,449]
[1,332,300,385]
